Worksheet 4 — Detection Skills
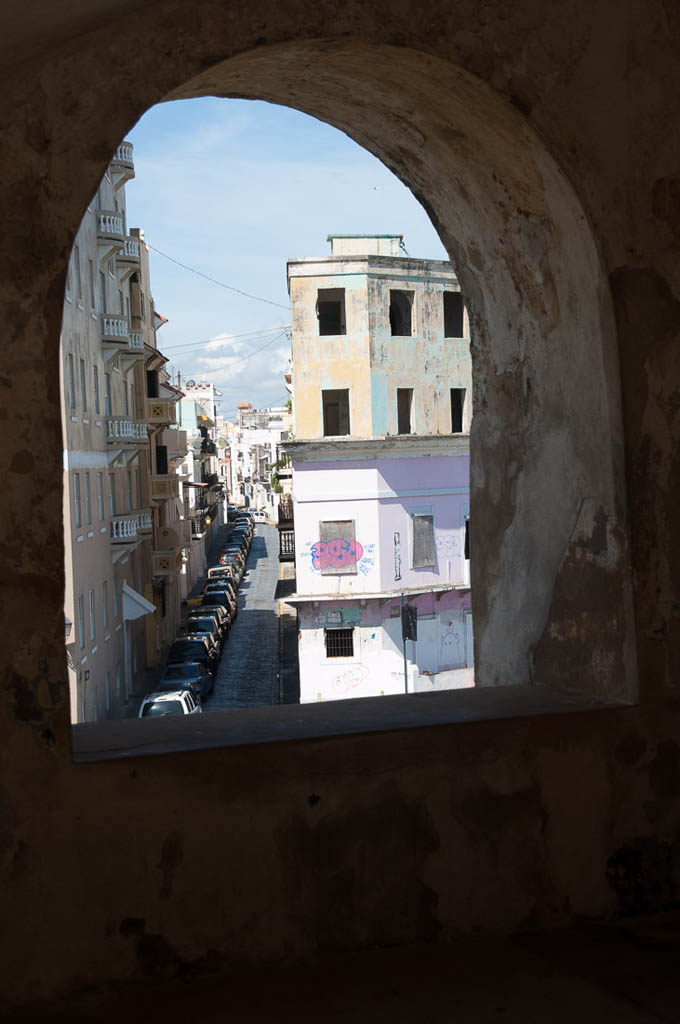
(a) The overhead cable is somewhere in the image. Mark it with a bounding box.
[147,243,290,310]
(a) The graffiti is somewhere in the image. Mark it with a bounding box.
[310,538,364,570]
[393,531,402,581]
[332,664,370,695]
[358,557,375,576]
[435,534,459,556]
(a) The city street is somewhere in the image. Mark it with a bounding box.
[204,522,281,710]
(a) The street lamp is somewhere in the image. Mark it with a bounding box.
[64,616,73,640]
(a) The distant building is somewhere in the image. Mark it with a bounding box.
[228,403,292,516]
[286,234,473,702]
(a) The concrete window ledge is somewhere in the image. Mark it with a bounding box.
[71,686,636,763]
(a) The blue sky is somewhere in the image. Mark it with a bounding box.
[125,98,447,418]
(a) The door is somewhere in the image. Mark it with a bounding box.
[414,617,438,673]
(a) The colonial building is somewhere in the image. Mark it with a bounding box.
[286,234,473,702]
[60,146,204,720]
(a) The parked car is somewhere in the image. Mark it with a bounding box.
[202,589,237,619]
[205,582,238,608]
[167,634,218,674]
[195,602,231,633]
[158,661,213,701]
[186,606,228,638]
[138,690,202,717]
[207,565,237,582]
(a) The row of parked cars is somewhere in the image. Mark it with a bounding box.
[138,511,255,718]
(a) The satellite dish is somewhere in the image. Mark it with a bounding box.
[186,379,196,387]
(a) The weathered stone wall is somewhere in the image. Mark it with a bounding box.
[0,0,678,1004]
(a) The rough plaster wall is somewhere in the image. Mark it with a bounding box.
[0,0,678,1005]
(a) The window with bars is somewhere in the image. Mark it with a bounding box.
[324,628,354,658]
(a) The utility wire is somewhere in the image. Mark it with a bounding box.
[147,243,290,310]
[162,324,290,353]
[172,329,290,372]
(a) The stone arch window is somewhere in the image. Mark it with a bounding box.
[8,37,637,764]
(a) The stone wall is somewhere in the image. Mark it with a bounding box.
[0,0,678,1004]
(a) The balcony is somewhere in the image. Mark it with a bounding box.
[199,439,218,457]
[117,237,141,278]
[164,428,188,463]
[191,514,206,539]
[278,498,294,526]
[110,513,139,546]
[97,211,124,261]
[145,397,177,428]
[153,548,183,576]
[101,315,129,344]
[150,474,180,503]
[136,509,153,533]
[106,417,148,449]
[110,141,135,189]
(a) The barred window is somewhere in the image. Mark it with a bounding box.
[325,628,354,658]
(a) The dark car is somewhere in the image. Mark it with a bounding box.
[158,661,213,701]
[183,613,226,646]
[202,590,237,619]
[206,577,238,598]
[204,581,238,609]
[167,634,218,674]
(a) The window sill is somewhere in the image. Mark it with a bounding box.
[71,685,635,763]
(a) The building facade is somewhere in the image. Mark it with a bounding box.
[60,144,219,721]
[287,234,473,702]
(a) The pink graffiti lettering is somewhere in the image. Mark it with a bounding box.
[311,538,364,570]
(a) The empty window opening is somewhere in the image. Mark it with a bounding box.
[464,516,470,561]
[322,389,350,436]
[412,513,435,568]
[156,445,168,475]
[317,288,346,335]
[325,628,354,658]
[451,388,465,432]
[443,291,464,337]
[318,519,359,576]
[389,290,413,336]
[397,388,414,434]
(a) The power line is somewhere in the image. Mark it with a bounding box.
[147,243,290,310]
[171,329,290,373]
[162,324,290,354]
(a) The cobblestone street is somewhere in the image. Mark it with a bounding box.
[204,522,281,710]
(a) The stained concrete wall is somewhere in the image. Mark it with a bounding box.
[289,253,471,438]
[0,0,678,1006]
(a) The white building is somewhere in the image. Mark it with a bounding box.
[228,401,292,515]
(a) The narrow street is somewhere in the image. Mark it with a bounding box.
[204,522,281,710]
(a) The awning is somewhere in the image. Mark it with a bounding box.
[122,580,156,621]
[185,480,208,488]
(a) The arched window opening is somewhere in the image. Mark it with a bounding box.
[55,40,634,759]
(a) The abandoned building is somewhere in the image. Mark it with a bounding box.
[1,0,679,1017]
[286,234,473,701]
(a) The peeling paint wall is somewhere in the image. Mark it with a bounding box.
[289,252,471,439]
